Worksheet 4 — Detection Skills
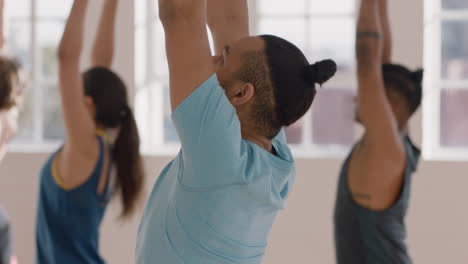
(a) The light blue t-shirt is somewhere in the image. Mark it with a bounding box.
[136,74,296,264]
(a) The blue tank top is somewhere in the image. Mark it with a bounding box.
[36,137,112,264]
[334,136,420,264]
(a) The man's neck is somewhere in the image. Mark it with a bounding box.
[241,129,273,153]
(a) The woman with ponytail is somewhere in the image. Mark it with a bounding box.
[36,0,144,263]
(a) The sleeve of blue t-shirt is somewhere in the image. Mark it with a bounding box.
[172,74,245,189]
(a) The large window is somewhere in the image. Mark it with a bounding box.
[7,0,70,150]
[424,0,468,160]
[255,0,357,156]
[135,0,358,157]
[134,0,176,154]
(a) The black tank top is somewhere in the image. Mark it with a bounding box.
[334,136,420,264]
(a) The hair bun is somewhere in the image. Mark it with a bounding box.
[303,59,337,86]
[410,69,424,84]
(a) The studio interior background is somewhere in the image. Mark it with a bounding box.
[0,0,467,263]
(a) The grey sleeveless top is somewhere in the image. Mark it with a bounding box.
[0,208,11,264]
[334,136,420,264]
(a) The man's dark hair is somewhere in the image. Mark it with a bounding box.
[382,63,424,115]
[0,56,20,110]
[237,35,337,139]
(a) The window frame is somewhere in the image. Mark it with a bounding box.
[7,0,68,153]
[134,0,359,158]
[9,0,360,158]
[423,0,468,161]
[253,0,358,158]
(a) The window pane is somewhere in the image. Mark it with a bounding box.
[154,22,169,77]
[309,0,355,14]
[38,21,64,79]
[258,0,306,15]
[7,19,33,143]
[285,120,304,144]
[13,90,35,143]
[441,21,468,80]
[309,18,355,87]
[442,0,468,10]
[141,22,169,78]
[43,83,65,140]
[135,26,147,85]
[5,0,30,18]
[135,86,150,145]
[136,82,167,146]
[7,20,31,69]
[135,0,147,26]
[258,18,306,51]
[38,0,72,18]
[440,89,468,147]
[311,88,355,146]
[163,87,179,143]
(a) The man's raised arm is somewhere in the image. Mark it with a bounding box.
[159,0,215,111]
[355,0,401,149]
[207,0,249,55]
[379,0,392,63]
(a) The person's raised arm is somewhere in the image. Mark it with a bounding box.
[159,0,214,111]
[356,0,402,152]
[58,0,97,151]
[379,0,392,63]
[207,0,249,55]
[91,0,118,68]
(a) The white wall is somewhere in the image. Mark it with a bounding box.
[0,0,467,263]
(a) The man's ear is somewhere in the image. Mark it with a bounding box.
[84,96,94,107]
[388,92,408,121]
[230,82,254,107]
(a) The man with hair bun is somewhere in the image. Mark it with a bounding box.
[334,0,423,263]
[136,0,336,263]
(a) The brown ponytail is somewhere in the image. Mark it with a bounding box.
[113,106,144,218]
[83,67,144,218]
